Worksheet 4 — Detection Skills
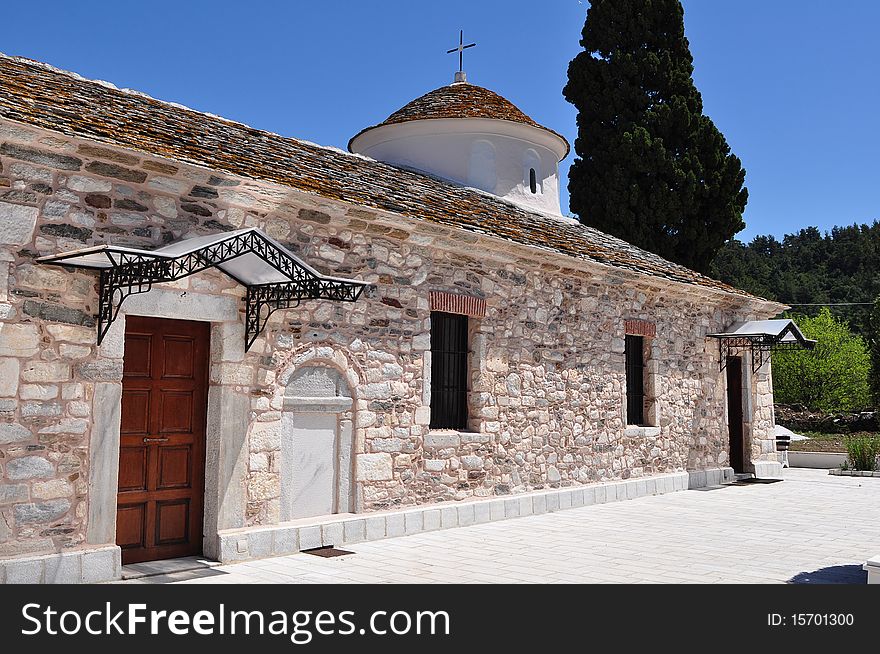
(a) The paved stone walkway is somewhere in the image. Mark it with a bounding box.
[123,469,879,584]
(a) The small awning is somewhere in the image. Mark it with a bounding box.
[708,319,816,372]
[38,228,369,350]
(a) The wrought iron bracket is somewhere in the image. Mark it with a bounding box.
[59,230,366,351]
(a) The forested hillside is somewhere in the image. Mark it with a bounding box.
[711,222,880,335]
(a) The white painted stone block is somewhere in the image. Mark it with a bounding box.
[343,519,366,544]
[570,488,585,508]
[6,559,43,584]
[473,502,490,524]
[365,516,386,541]
[82,547,119,583]
[440,506,458,528]
[423,509,441,531]
[457,503,475,527]
[248,530,273,559]
[321,522,344,547]
[547,493,560,512]
[404,511,423,535]
[503,499,519,518]
[273,528,299,555]
[582,486,596,506]
[533,493,547,515]
[489,500,505,521]
[518,496,533,516]
[386,513,405,537]
[559,491,572,510]
[298,525,322,550]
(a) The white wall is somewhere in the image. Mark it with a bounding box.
[351,118,567,215]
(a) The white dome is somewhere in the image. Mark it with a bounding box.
[349,79,569,215]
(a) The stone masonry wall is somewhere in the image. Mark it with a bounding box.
[0,120,780,558]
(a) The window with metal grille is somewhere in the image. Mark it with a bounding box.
[625,334,645,426]
[430,311,469,429]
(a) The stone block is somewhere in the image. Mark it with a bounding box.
[518,496,533,516]
[0,201,39,246]
[273,528,299,555]
[82,547,120,583]
[457,503,475,527]
[0,358,19,396]
[321,521,343,547]
[473,502,490,524]
[298,525,322,550]
[356,453,392,481]
[20,384,59,401]
[570,488,586,507]
[248,530,273,559]
[6,456,54,480]
[503,499,519,519]
[547,492,560,512]
[533,493,548,515]
[582,486,596,506]
[559,491,572,510]
[44,552,82,584]
[489,500,505,521]
[385,513,405,537]
[5,558,43,584]
[403,511,423,535]
[66,175,112,193]
[365,515,386,541]
[32,479,73,500]
[0,483,29,504]
[0,323,40,357]
[22,361,70,383]
[424,431,460,448]
[422,509,441,531]
[14,499,70,524]
[343,519,366,544]
[0,423,31,445]
[439,506,458,528]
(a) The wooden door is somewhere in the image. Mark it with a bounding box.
[726,356,745,474]
[116,316,209,564]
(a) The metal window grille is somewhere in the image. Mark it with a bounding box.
[625,334,645,426]
[430,312,469,429]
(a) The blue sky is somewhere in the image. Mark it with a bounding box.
[2,1,877,242]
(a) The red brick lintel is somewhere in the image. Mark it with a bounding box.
[624,319,656,338]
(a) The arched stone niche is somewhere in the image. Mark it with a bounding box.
[280,364,354,520]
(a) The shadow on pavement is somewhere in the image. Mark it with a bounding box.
[788,564,866,584]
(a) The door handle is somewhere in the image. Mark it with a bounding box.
[143,437,170,443]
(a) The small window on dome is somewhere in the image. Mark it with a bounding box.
[523,149,542,195]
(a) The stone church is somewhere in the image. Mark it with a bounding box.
[0,53,809,583]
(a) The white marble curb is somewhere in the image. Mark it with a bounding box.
[215,468,732,564]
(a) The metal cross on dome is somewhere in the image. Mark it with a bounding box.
[447,30,476,73]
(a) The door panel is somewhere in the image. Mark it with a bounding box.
[726,357,745,474]
[117,316,209,564]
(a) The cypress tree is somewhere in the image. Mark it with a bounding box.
[563,0,748,273]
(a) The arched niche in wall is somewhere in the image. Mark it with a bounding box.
[467,139,497,193]
[280,364,354,520]
[523,149,542,195]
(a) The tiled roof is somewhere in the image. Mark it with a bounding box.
[0,54,764,302]
[349,82,570,157]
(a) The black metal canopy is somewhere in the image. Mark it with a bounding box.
[707,319,816,373]
[37,228,368,351]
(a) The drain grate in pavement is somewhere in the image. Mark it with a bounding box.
[302,546,355,558]
[729,478,784,486]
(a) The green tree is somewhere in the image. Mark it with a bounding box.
[869,295,880,406]
[563,0,747,273]
[773,309,870,411]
